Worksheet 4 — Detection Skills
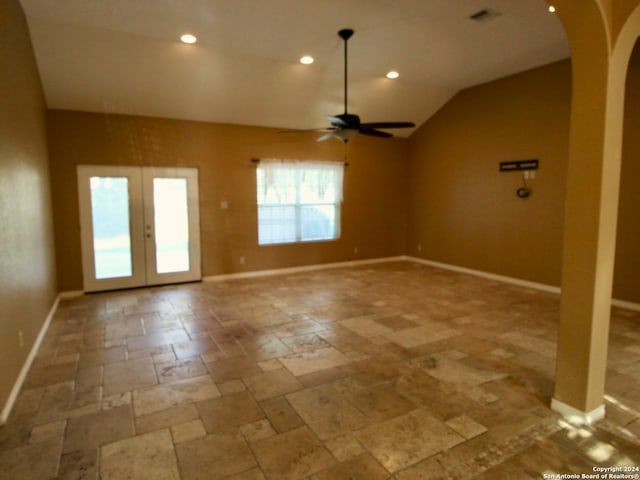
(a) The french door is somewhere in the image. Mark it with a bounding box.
[77,166,201,292]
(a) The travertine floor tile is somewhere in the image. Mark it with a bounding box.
[310,452,390,480]
[102,391,132,410]
[323,434,365,461]
[101,429,180,480]
[63,404,134,453]
[223,468,266,480]
[176,430,256,480]
[345,384,415,422]
[240,419,277,442]
[411,353,506,388]
[251,426,335,480]
[23,361,77,390]
[171,419,206,444]
[445,414,488,439]
[29,419,66,443]
[0,438,62,480]
[356,409,465,472]
[286,383,369,440]
[77,346,126,369]
[501,331,557,359]
[58,448,99,479]
[339,316,394,338]
[135,402,200,434]
[385,324,461,349]
[196,390,264,432]
[244,368,303,401]
[280,347,351,377]
[207,356,262,383]
[260,396,306,433]
[218,379,247,395]
[132,375,220,416]
[103,356,158,395]
[154,356,207,384]
[2,261,639,480]
[126,329,190,352]
[280,334,330,353]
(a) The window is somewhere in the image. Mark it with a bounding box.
[256,159,344,245]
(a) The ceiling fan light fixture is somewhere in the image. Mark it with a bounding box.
[334,129,359,143]
[180,33,197,44]
[386,70,400,79]
[300,55,314,65]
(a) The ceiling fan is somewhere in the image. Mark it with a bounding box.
[316,28,415,143]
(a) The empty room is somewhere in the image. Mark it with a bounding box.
[1,0,640,479]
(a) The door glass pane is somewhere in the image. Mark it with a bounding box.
[153,178,190,273]
[90,176,133,279]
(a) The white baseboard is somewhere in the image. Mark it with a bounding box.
[203,256,407,282]
[1,294,61,425]
[406,256,640,311]
[406,256,562,294]
[551,398,606,425]
[611,298,640,312]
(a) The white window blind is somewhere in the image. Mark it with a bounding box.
[256,159,344,245]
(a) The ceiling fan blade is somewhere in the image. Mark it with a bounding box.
[359,122,416,129]
[316,131,336,142]
[358,128,393,138]
[327,115,349,128]
[278,127,335,134]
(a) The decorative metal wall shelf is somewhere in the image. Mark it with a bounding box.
[499,159,538,172]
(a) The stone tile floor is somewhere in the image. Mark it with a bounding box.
[1,261,639,479]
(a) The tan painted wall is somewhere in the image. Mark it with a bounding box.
[614,50,640,302]
[407,60,571,287]
[407,55,640,305]
[44,54,640,302]
[47,111,408,291]
[0,0,58,417]
[611,0,640,42]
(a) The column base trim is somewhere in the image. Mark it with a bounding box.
[551,398,605,425]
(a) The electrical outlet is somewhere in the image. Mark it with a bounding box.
[239,256,245,265]
[418,244,422,252]
[18,331,24,348]
[353,247,359,254]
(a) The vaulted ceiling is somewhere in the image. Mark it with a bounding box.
[20,0,570,137]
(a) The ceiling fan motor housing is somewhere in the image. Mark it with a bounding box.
[331,113,360,128]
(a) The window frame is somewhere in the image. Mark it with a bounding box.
[256,160,343,246]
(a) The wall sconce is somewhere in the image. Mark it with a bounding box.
[499,159,538,199]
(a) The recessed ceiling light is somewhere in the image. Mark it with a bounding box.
[180,33,197,44]
[386,71,400,79]
[300,55,314,65]
[548,5,556,13]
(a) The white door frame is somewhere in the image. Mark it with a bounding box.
[143,167,201,287]
[77,165,201,292]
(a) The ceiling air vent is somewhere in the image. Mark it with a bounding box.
[469,8,502,22]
